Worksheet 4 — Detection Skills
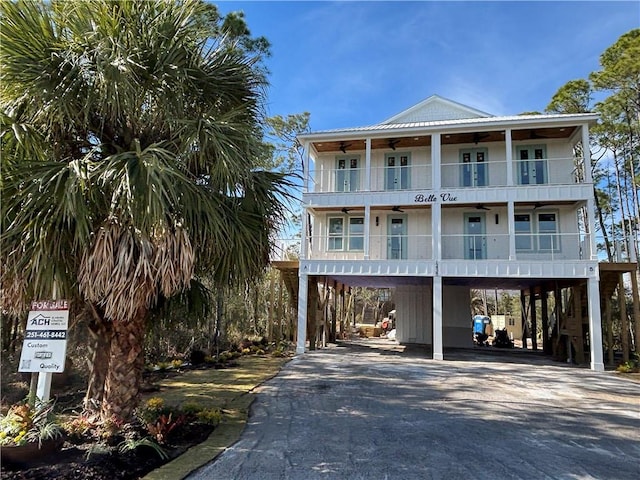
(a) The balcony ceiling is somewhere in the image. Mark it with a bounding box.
[325,274,586,292]
[310,127,577,153]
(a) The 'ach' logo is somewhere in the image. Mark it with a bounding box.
[30,314,51,326]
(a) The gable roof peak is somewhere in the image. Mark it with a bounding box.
[382,94,493,125]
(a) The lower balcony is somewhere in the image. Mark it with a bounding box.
[272,233,592,262]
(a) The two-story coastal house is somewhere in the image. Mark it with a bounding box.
[295,95,604,371]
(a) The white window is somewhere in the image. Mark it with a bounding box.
[538,213,559,252]
[328,217,344,250]
[348,217,364,250]
[328,216,364,251]
[514,211,560,253]
[515,214,533,251]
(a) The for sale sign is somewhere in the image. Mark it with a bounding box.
[18,300,69,373]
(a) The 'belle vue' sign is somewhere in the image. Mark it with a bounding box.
[414,192,458,203]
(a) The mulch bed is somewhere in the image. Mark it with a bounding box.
[1,420,214,479]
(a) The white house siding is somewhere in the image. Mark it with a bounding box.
[395,285,432,344]
[296,97,603,370]
[443,285,473,348]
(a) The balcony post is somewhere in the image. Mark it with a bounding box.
[582,124,593,184]
[303,141,311,193]
[432,202,441,261]
[431,133,441,189]
[365,138,371,191]
[587,197,598,260]
[505,129,513,186]
[508,201,516,260]
[364,205,371,260]
[300,208,308,260]
[296,271,308,354]
[588,275,604,371]
[433,276,443,360]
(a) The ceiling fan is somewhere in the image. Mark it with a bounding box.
[472,132,491,144]
[475,204,491,211]
[528,129,552,140]
[391,206,404,212]
[339,141,352,153]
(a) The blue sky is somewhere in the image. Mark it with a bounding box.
[216,1,639,132]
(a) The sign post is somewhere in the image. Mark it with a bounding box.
[18,300,69,403]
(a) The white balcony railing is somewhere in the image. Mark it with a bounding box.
[309,156,584,194]
[441,160,508,188]
[286,232,591,262]
[307,234,433,261]
[310,164,432,193]
[440,233,591,261]
[270,238,301,261]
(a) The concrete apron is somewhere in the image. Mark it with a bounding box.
[187,339,640,480]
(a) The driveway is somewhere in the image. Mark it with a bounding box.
[187,340,640,480]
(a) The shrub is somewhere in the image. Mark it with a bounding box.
[62,413,100,442]
[146,413,185,444]
[0,400,62,447]
[616,354,640,373]
[119,436,168,460]
[154,361,172,371]
[181,402,204,416]
[196,408,222,426]
[137,397,172,424]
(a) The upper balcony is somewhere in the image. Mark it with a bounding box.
[300,112,598,202]
[310,154,581,194]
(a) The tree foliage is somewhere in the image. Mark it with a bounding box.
[1,0,291,421]
[546,29,640,263]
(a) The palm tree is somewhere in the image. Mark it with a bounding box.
[1,0,291,422]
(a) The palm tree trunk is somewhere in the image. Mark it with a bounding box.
[101,311,147,422]
[84,304,113,412]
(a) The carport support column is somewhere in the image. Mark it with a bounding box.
[296,272,308,354]
[433,276,443,360]
[588,275,604,371]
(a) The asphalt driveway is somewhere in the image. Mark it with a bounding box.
[187,340,640,480]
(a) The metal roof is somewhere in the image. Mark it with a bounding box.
[299,112,599,140]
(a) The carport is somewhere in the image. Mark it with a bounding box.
[284,261,638,369]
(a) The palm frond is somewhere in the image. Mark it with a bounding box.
[1,0,289,322]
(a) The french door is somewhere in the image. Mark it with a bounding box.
[387,215,407,260]
[460,148,488,187]
[385,153,410,190]
[464,213,486,259]
[336,156,360,192]
[517,146,547,185]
